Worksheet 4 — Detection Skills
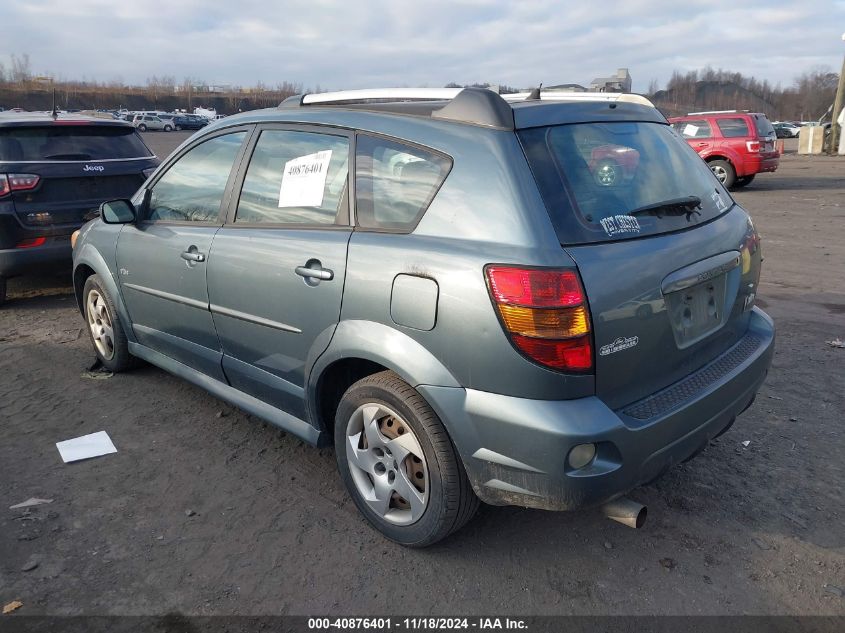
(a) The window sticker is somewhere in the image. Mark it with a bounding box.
[711,190,727,211]
[278,150,332,208]
[599,214,641,237]
[682,124,699,137]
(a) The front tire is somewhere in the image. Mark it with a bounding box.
[335,371,478,547]
[138,124,147,132]
[709,159,736,189]
[175,125,182,131]
[82,275,135,372]
[164,124,173,132]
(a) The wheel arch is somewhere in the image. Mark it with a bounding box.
[73,244,136,343]
[306,320,461,438]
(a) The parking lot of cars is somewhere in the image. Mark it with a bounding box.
[0,127,843,615]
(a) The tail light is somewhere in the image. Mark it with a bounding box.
[16,237,47,249]
[0,173,41,197]
[745,141,760,152]
[485,266,593,372]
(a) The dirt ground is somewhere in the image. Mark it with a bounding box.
[1,133,843,616]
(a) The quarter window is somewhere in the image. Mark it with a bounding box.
[716,117,750,138]
[355,135,451,231]
[146,131,246,222]
[235,130,349,225]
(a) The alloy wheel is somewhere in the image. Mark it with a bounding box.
[86,289,115,360]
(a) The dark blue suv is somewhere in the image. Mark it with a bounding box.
[0,114,158,305]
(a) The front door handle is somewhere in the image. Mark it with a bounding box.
[295,265,333,281]
[181,250,206,263]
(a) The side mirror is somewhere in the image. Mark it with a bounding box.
[100,199,136,224]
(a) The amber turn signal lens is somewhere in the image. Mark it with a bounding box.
[498,304,590,338]
[71,230,80,250]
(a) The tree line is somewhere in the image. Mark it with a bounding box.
[1,53,839,122]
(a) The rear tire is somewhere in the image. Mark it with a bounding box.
[335,371,479,547]
[82,275,136,372]
[709,159,736,189]
[734,175,756,188]
[175,125,182,131]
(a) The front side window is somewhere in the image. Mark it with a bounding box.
[716,117,750,138]
[235,129,349,225]
[355,135,451,231]
[672,119,712,139]
[146,131,246,222]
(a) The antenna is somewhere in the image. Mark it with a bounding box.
[526,83,542,101]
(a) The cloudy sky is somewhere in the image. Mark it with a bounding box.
[4,0,845,92]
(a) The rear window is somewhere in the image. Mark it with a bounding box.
[752,114,775,139]
[518,121,734,245]
[0,125,152,161]
[716,117,750,138]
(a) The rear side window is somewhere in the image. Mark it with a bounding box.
[716,117,750,138]
[355,135,451,231]
[235,130,349,225]
[672,119,712,139]
[0,125,153,161]
[518,121,733,245]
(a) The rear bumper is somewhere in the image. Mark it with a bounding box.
[0,237,72,276]
[421,307,775,510]
[739,153,779,176]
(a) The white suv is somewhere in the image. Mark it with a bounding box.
[131,114,170,132]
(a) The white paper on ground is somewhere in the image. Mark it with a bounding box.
[9,498,53,510]
[278,150,332,208]
[56,431,117,463]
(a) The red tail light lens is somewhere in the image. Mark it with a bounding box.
[486,266,593,372]
[16,237,47,249]
[8,174,40,191]
[0,174,40,197]
[746,141,760,152]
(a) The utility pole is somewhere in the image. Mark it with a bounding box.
[829,32,845,155]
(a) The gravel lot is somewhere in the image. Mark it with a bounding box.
[1,133,843,616]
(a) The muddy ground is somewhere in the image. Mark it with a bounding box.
[0,133,843,616]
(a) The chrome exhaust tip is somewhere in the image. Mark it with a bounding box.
[602,497,647,529]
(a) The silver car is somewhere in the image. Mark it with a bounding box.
[131,114,170,132]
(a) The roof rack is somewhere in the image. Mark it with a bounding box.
[501,91,655,108]
[686,109,749,115]
[278,87,655,129]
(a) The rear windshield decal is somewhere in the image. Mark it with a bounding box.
[599,336,639,356]
[600,214,641,237]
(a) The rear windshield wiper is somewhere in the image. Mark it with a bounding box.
[629,195,702,219]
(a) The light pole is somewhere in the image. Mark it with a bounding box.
[828,32,845,155]
[34,76,57,118]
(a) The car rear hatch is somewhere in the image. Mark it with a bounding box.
[751,113,778,158]
[518,115,762,410]
[0,120,155,233]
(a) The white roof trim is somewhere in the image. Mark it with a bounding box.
[302,88,463,104]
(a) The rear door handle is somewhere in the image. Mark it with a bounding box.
[181,251,206,263]
[295,265,333,281]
